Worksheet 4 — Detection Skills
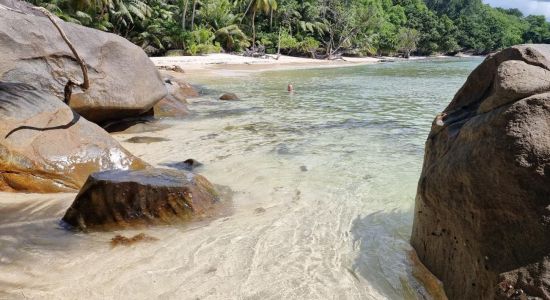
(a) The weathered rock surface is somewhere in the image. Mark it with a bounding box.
[160,71,199,98]
[411,44,550,299]
[220,93,239,101]
[152,74,199,118]
[0,7,166,123]
[0,82,147,193]
[153,81,190,118]
[153,97,190,118]
[62,168,221,231]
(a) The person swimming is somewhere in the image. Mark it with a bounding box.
[287,83,294,92]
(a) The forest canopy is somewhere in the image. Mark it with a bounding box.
[26,0,550,57]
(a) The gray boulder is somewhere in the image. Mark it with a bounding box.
[0,7,166,123]
[411,44,550,299]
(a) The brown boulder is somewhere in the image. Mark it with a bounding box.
[153,80,191,118]
[159,72,200,98]
[0,7,166,123]
[151,74,201,118]
[153,97,190,118]
[0,82,147,193]
[62,168,221,231]
[220,93,239,101]
[411,44,550,299]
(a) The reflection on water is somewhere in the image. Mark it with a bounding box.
[0,57,482,299]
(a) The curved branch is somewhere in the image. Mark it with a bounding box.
[32,7,90,91]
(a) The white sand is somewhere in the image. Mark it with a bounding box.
[150,53,382,77]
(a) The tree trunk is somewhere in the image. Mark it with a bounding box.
[190,0,197,30]
[252,9,256,49]
[182,0,188,31]
[277,28,281,55]
[270,9,273,30]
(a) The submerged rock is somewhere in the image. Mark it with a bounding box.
[62,168,221,231]
[162,159,204,171]
[0,7,166,123]
[411,44,550,299]
[110,233,159,247]
[124,136,170,144]
[220,93,239,101]
[0,82,146,193]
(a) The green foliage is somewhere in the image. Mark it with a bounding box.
[398,27,420,57]
[278,29,298,50]
[184,25,222,54]
[29,0,550,57]
[215,24,250,51]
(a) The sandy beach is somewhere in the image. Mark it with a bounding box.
[150,53,384,78]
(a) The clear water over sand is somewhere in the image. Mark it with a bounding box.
[0,57,482,299]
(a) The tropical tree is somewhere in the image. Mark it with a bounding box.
[398,27,420,58]
[215,24,249,51]
[31,0,550,57]
[243,0,278,48]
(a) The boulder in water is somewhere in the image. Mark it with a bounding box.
[160,72,199,98]
[411,44,550,299]
[219,93,239,101]
[0,7,166,123]
[153,97,190,118]
[62,168,221,231]
[153,81,190,118]
[152,74,200,118]
[161,159,203,171]
[0,82,147,193]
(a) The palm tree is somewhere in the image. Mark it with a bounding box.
[215,24,249,51]
[243,0,277,49]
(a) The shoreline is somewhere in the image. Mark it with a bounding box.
[151,54,380,78]
[150,53,476,79]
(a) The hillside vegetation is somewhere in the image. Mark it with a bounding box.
[27,0,550,57]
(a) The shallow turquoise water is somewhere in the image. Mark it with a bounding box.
[191,58,482,209]
[0,57,483,299]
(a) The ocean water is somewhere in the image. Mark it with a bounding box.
[0,57,482,299]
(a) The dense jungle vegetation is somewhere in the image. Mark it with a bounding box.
[26,0,550,57]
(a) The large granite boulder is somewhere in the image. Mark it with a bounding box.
[62,168,221,231]
[0,82,147,193]
[411,44,550,299]
[0,6,166,123]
